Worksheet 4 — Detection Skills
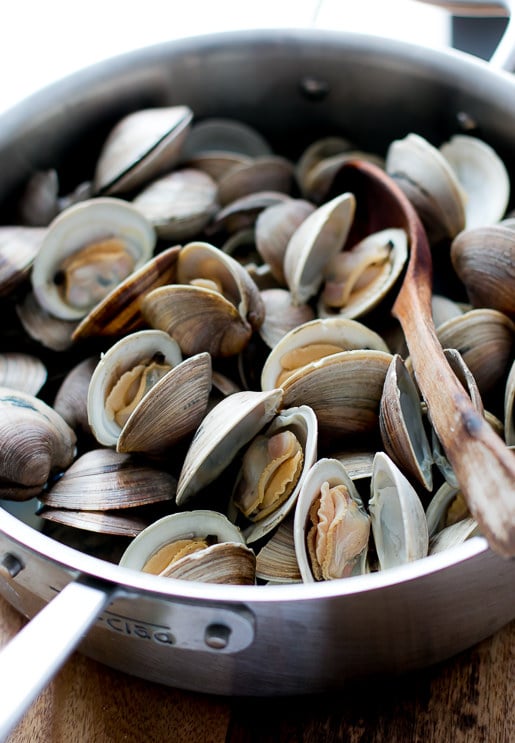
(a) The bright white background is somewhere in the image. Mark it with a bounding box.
[0,1,451,114]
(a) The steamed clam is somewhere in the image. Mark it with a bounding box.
[379,354,433,491]
[176,388,283,506]
[87,329,212,455]
[0,387,76,501]
[39,448,176,511]
[142,240,265,357]
[132,168,218,240]
[119,510,255,585]
[318,227,408,320]
[294,457,371,582]
[31,197,156,321]
[0,352,47,396]
[261,316,390,390]
[93,105,193,195]
[368,452,429,570]
[229,404,318,543]
[283,192,356,305]
[450,223,515,319]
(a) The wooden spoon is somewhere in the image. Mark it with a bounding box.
[333,159,515,557]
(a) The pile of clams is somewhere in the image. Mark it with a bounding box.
[0,105,513,586]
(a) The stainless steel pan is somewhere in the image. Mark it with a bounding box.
[1,2,515,738]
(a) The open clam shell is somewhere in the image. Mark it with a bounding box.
[207,190,291,236]
[429,518,481,555]
[72,244,180,341]
[39,448,176,511]
[119,510,255,585]
[440,134,510,229]
[117,352,212,456]
[257,288,315,349]
[379,354,433,491]
[293,457,371,582]
[300,150,385,204]
[261,316,390,391]
[431,348,484,488]
[425,481,471,538]
[255,198,315,285]
[88,329,182,447]
[318,227,408,321]
[93,105,193,195]
[176,388,283,506]
[295,136,353,197]
[280,349,392,441]
[283,192,356,305]
[142,240,264,357]
[228,405,318,544]
[31,197,156,321]
[369,452,429,571]
[385,132,466,243]
[87,329,212,456]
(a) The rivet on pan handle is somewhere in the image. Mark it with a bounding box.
[0,579,112,743]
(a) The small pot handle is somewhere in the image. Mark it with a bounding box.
[0,579,111,742]
[416,1,515,70]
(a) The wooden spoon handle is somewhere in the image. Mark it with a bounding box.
[394,276,515,558]
[391,180,515,558]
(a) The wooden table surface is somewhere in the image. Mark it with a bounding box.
[1,594,513,743]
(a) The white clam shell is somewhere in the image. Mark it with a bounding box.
[440,134,510,229]
[132,168,218,240]
[31,197,156,320]
[429,518,480,555]
[425,481,471,538]
[176,388,283,506]
[294,457,369,583]
[119,510,246,572]
[386,132,466,242]
[229,405,318,544]
[379,354,433,491]
[283,192,356,305]
[87,329,183,447]
[261,316,389,391]
[317,227,408,321]
[94,105,193,195]
[369,452,429,570]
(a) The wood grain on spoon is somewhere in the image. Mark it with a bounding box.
[335,160,515,558]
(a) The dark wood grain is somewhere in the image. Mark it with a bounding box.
[1,595,514,743]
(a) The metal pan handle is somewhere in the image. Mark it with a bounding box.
[0,579,111,742]
[416,1,515,69]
